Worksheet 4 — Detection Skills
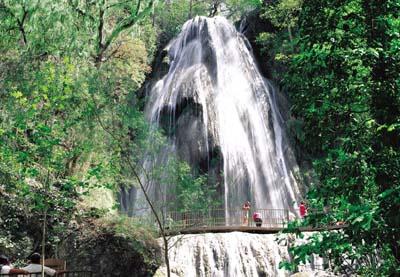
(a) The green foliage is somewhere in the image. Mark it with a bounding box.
[101,215,158,244]
[223,0,262,20]
[0,0,158,259]
[263,0,301,30]
[168,161,220,212]
[154,0,261,43]
[256,0,301,80]
[264,0,400,274]
[155,0,204,41]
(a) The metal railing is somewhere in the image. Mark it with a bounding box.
[133,207,346,234]
[0,271,93,277]
[163,208,290,231]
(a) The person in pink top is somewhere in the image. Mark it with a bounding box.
[299,201,308,218]
[252,211,262,227]
[242,201,251,225]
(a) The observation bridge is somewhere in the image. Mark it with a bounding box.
[161,208,347,235]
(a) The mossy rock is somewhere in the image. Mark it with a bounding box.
[59,217,161,277]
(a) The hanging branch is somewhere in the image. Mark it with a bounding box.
[95,0,154,66]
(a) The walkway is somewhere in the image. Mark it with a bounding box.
[163,208,347,235]
[176,224,347,235]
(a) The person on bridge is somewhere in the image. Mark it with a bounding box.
[252,211,262,227]
[242,201,251,225]
[299,201,308,219]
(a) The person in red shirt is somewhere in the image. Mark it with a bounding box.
[299,201,308,218]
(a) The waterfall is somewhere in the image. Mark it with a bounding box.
[121,16,331,277]
[129,16,302,216]
[166,233,290,276]
[155,232,330,277]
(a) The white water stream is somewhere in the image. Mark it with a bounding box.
[155,232,333,277]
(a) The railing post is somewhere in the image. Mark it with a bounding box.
[286,209,290,228]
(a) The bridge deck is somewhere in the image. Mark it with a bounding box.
[167,224,348,235]
[151,208,347,235]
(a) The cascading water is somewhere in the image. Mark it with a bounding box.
[155,232,329,277]
[137,16,302,216]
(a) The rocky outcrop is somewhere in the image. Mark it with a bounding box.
[59,217,161,277]
[238,9,276,79]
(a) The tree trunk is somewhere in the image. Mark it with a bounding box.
[163,236,171,277]
[41,208,47,277]
[188,0,193,19]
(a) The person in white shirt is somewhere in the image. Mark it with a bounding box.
[0,254,28,275]
[22,253,57,276]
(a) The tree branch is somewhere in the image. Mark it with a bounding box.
[95,1,105,66]
[135,0,141,16]
[96,0,153,65]
[16,6,28,45]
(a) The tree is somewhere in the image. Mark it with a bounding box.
[275,0,400,274]
[66,0,154,66]
[0,0,159,274]
[261,0,301,41]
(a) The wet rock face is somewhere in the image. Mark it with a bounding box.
[238,10,276,79]
[155,63,223,187]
